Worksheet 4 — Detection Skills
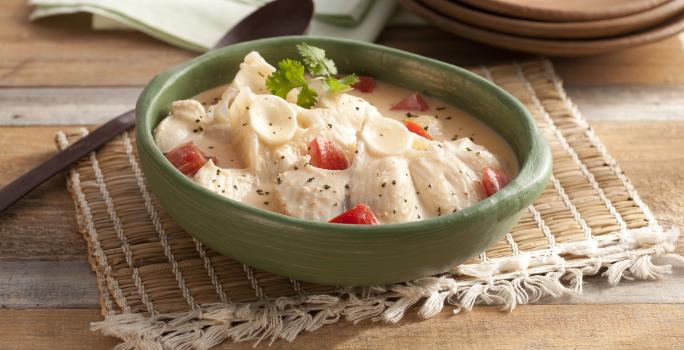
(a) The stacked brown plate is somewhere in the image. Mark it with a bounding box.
[400,0,684,56]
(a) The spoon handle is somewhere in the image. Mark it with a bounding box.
[0,110,136,213]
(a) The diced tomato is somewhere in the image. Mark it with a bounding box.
[329,203,380,225]
[404,120,433,140]
[309,137,349,170]
[165,141,208,177]
[482,166,510,197]
[352,76,376,93]
[390,92,429,112]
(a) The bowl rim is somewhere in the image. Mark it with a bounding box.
[136,35,552,233]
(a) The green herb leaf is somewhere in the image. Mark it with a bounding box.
[296,84,318,109]
[265,59,307,99]
[266,43,358,108]
[297,43,337,77]
[324,74,360,93]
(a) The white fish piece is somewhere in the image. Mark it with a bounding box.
[445,138,506,177]
[361,115,413,158]
[409,146,481,217]
[297,107,359,159]
[193,160,255,201]
[349,142,419,223]
[231,51,276,95]
[171,99,207,122]
[248,95,297,146]
[274,165,350,221]
[409,155,457,217]
[154,99,208,153]
[154,117,192,153]
[272,141,308,174]
[319,93,380,131]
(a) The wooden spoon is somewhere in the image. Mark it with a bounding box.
[0,0,314,213]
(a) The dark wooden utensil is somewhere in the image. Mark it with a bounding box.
[0,0,314,213]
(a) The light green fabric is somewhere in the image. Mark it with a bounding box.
[28,0,398,52]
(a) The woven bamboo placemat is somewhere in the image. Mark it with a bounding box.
[56,59,680,349]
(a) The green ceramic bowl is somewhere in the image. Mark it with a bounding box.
[136,36,551,286]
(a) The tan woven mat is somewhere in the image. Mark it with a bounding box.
[57,59,680,349]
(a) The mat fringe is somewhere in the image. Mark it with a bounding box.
[91,226,681,349]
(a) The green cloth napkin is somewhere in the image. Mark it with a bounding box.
[28,0,398,52]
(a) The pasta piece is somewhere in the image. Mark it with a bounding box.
[231,51,276,94]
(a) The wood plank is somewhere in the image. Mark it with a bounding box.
[0,261,99,308]
[552,37,684,87]
[1,305,683,349]
[0,1,194,87]
[1,260,681,309]
[0,126,85,260]
[545,273,684,304]
[0,87,140,125]
[2,0,684,87]
[0,309,119,350]
[566,85,684,121]
[3,85,684,126]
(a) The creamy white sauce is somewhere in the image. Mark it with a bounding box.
[155,52,518,223]
[349,83,517,176]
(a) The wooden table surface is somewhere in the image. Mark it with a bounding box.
[1,1,683,349]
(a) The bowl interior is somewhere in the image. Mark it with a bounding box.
[138,36,546,214]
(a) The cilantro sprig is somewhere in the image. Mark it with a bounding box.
[265,59,318,108]
[265,43,360,108]
[297,43,337,77]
